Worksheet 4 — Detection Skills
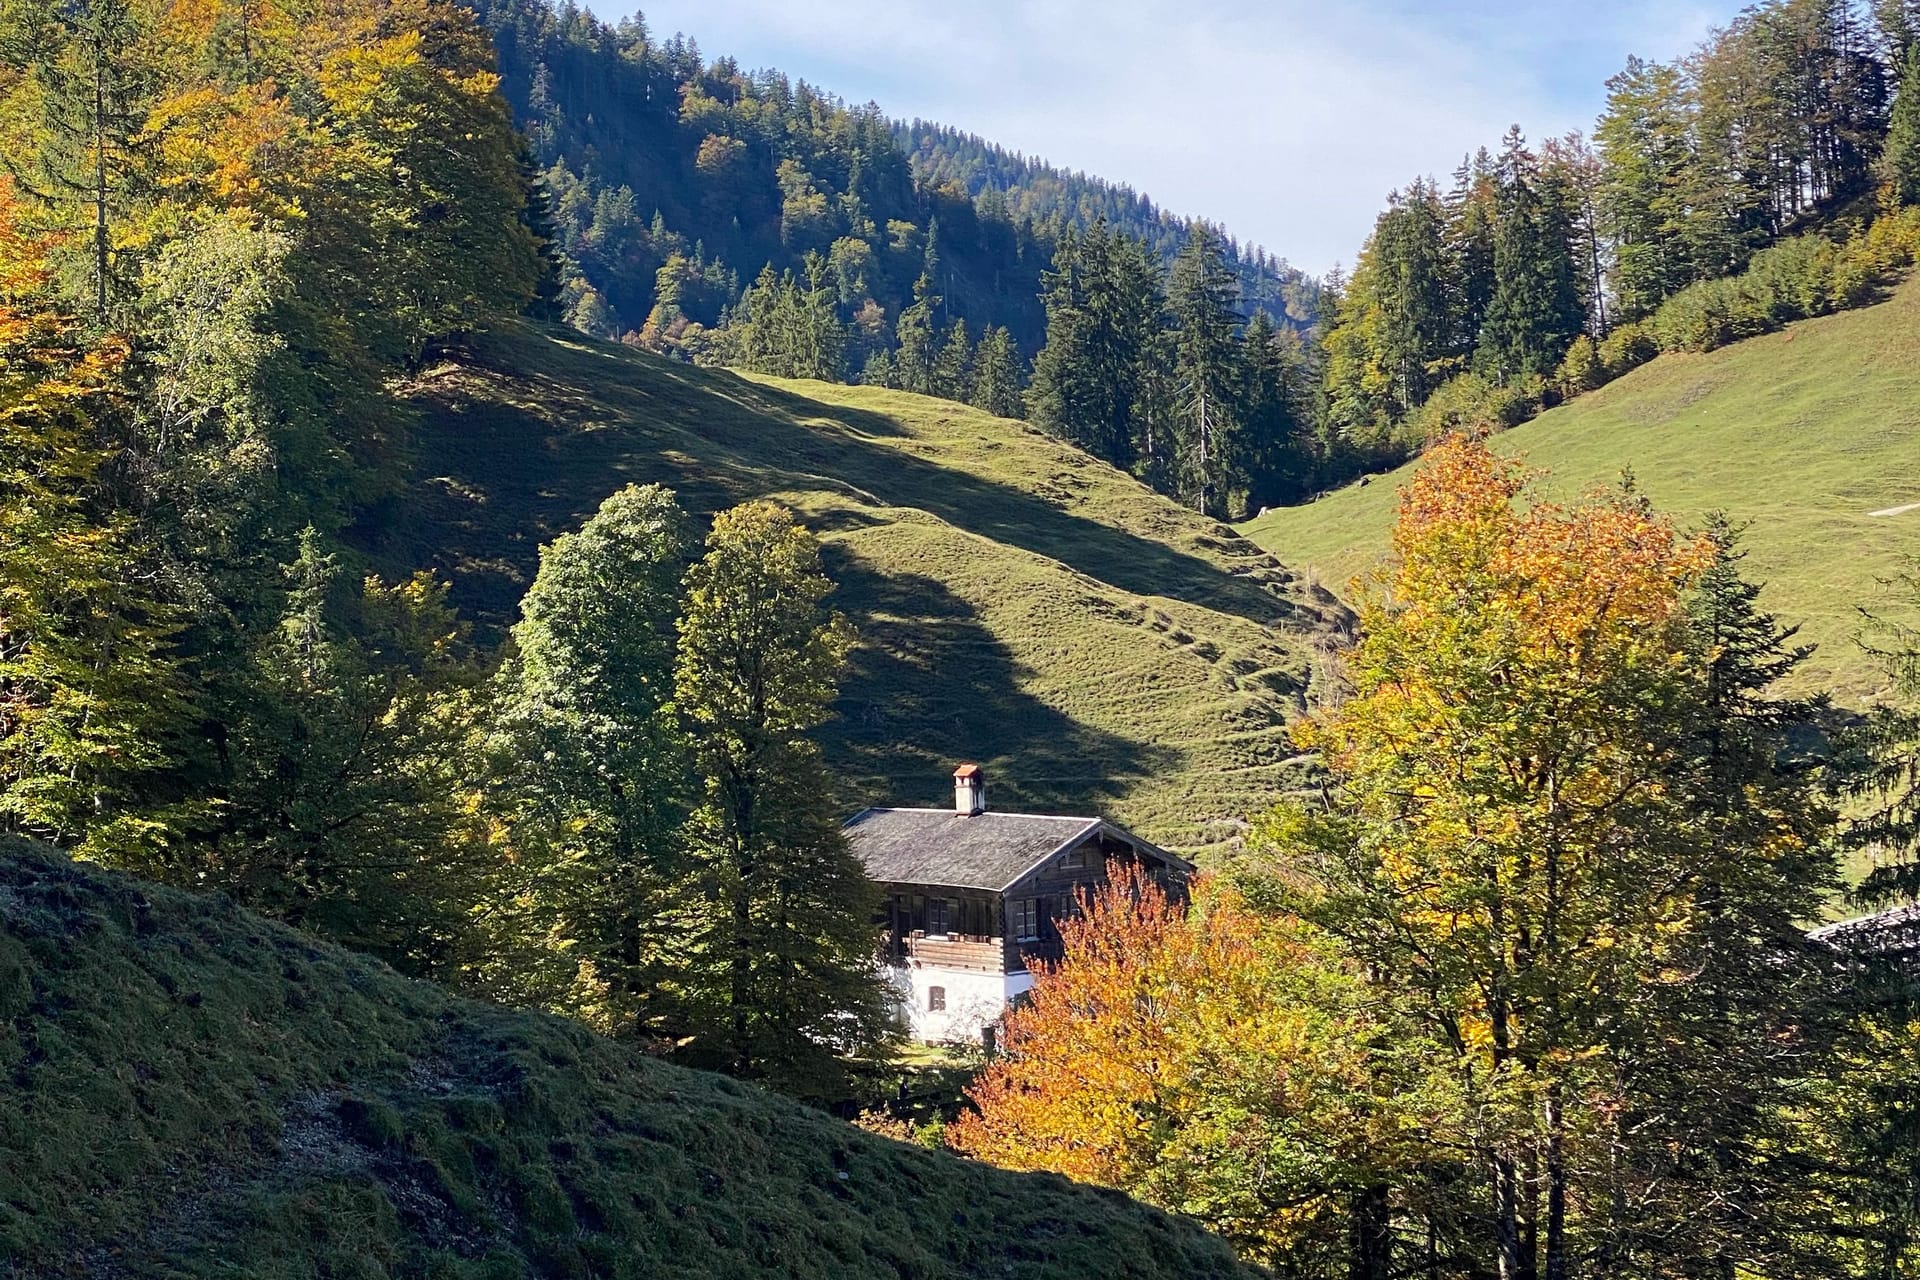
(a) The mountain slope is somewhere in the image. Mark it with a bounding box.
[0,839,1260,1277]
[893,119,1320,327]
[1241,274,1920,702]
[370,324,1345,851]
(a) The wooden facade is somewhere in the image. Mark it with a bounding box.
[877,830,1180,977]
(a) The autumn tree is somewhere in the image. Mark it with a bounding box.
[673,501,896,1096]
[0,178,185,859]
[951,869,1452,1274]
[1258,439,1840,1277]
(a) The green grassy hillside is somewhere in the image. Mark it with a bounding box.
[0,839,1258,1278]
[373,325,1346,852]
[1242,275,1920,702]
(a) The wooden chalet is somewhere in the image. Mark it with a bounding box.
[844,764,1193,1044]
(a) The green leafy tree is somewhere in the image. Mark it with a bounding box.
[207,529,488,977]
[673,501,896,1097]
[483,484,694,1033]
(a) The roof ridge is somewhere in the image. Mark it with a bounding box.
[854,806,1099,822]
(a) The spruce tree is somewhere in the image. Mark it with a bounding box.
[673,502,896,1096]
[1028,221,1158,468]
[1166,224,1243,517]
[1884,42,1920,209]
[969,325,1025,418]
[0,0,153,317]
[932,317,972,402]
[893,279,939,395]
[1478,128,1585,381]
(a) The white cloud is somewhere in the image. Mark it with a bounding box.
[613,0,1731,274]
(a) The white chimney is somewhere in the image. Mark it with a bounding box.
[954,764,985,816]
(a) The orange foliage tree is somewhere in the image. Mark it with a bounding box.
[949,866,1452,1270]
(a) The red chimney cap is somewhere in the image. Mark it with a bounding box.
[954,763,982,780]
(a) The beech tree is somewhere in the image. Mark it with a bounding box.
[482,484,693,1031]
[673,501,895,1096]
[949,869,1447,1274]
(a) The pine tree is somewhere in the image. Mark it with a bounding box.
[673,502,896,1096]
[969,325,1025,418]
[1166,224,1242,517]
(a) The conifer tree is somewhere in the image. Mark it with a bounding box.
[796,251,845,381]
[893,280,939,395]
[1884,42,1920,208]
[932,317,972,402]
[0,0,154,317]
[969,325,1025,418]
[673,502,895,1096]
[1478,128,1585,381]
[1028,221,1159,468]
[1166,224,1243,516]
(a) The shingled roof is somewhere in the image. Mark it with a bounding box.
[843,808,1105,893]
[1809,903,1920,959]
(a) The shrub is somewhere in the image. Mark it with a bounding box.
[1596,321,1657,380]
[1409,371,1545,443]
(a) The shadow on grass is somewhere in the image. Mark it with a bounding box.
[822,562,1176,815]
[374,325,1314,637]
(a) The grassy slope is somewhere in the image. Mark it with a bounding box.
[0,840,1259,1278]
[373,325,1345,852]
[1242,275,1920,702]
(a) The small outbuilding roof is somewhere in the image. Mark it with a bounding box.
[1809,903,1920,958]
[843,807,1178,893]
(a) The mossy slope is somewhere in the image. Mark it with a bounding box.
[374,325,1346,852]
[1241,275,1920,703]
[0,840,1258,1278]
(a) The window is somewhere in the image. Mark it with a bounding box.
[926,897,951,937]
[1012,897,1040,942]
[927,986,946,1012]
[1061,848,1088,870]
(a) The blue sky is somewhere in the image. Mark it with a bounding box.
[610,0,1737,275]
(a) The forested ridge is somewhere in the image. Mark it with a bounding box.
[464,0,1313,354]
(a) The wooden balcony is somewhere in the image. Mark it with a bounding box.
[892,931,1018,974]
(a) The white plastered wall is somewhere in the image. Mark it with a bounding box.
[887,964,1036,1045]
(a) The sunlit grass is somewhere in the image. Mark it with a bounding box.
[377,326,1348,853]
[1242,275,1920,704]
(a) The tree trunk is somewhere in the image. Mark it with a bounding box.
[1545,1084,1568,1280]
[1348,1183,1392,1280]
